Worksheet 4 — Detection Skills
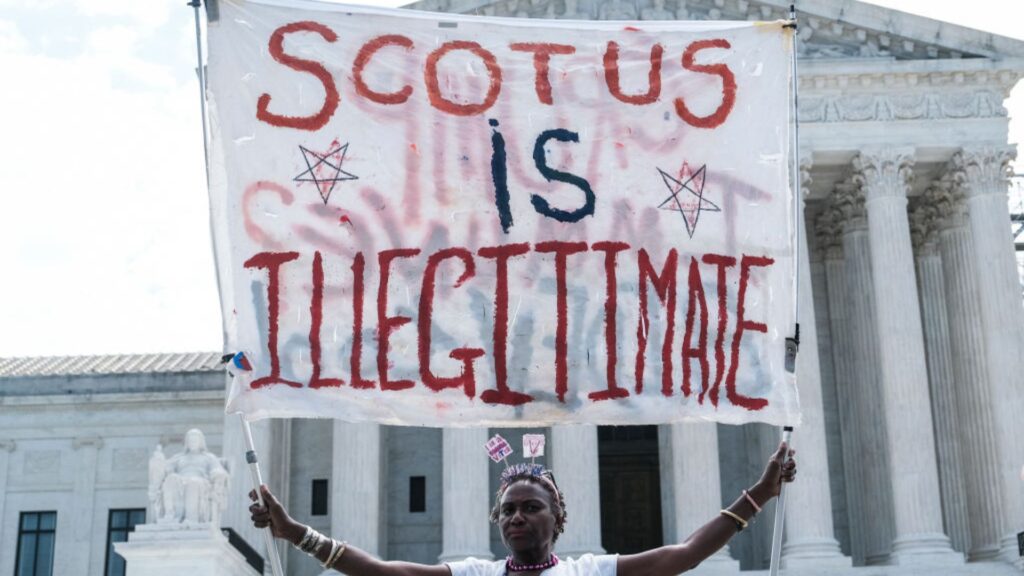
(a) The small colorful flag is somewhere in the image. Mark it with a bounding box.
[232,352,252,371]
[485,434,513,463]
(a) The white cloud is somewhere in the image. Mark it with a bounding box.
[84,24,140,53]
[0,19,28,53]
[70,0,172,34]
[0,0,60,8]
[78,25,178,90]
[0,9,222,355]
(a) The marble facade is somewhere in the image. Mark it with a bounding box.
[0,355,227,576]
[2,1,1024,575]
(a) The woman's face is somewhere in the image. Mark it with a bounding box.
[498,480,558,554]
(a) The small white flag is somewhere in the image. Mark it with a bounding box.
[523,434,545,458]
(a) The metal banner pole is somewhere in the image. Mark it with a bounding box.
[769,6,801,576]
[187,4,284,574]
[188,0,210,185]
[239,414,286,576]
[769,426,795,575]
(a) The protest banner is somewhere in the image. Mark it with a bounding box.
[207,0,800,426]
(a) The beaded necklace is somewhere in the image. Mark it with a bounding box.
[505,554,559,573]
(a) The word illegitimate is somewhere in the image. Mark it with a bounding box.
[244,244,774,411]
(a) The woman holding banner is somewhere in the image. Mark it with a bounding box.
[250,441,795,574]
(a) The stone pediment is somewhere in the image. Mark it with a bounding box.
[406,0,1024,63]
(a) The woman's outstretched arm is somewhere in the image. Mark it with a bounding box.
[617,442,797,576]
[250,485,452,576]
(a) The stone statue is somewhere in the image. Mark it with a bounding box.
[641,0,673,20]
[513,0,533,17]
[149,429,230,525]
[417,0,450,12]
[674,0,689,19]
[559,0,587,19]
[147,444,166,521]
[858,40,889,58]
[599,0,638,20]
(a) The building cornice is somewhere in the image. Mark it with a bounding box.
[0,352,224,379]
[759,0,1024,60]
[795,59,1024,125]
[0,389,224,407]
[799,89,1008,125]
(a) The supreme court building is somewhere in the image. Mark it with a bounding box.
[2,0,1023,575]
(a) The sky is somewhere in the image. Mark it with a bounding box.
[0,0,1020,358]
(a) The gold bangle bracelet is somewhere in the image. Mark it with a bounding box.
[323,539,348,569]
[720,509,748,531]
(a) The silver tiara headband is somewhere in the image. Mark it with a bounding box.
[499,463,550,486]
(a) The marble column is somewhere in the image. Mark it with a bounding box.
[932,175,1003,561]
[781,158,848,567]
[69,436,102,576]
[332,422,383,556]
[958,146,1024,562]
[439,428,493,562]
[668,422,739,572]
[816,204,867,563]
[550,425,604,558]
[835,180,895,565]
[909,195,970,556]
[809,242,851,557]
[816,205,866,564]
[854,149,959,564]
[0,440,13,557]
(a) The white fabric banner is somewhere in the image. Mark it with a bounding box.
[208,0,800,426]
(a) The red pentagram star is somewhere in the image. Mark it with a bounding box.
[657,163,719,238]
[294,141,359,205]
